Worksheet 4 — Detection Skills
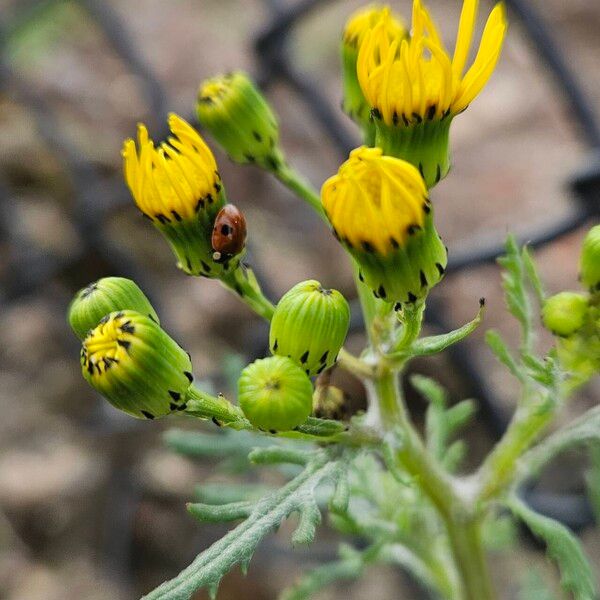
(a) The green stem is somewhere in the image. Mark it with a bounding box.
[374,370,495,600]
[220,264,275,321]
[274,163,327,222]
[444,518,495,600]
[392,301,425,354]
[475,392,557,503]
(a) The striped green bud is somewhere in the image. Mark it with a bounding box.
[80,310,194,419]
[542,292,589,337]
[68,277,158,340]
[197,72,283,171]
[269,280,350,376]
[580,225,600,293]
[238,356,313,431]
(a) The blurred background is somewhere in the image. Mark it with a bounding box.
[0,0,598,598]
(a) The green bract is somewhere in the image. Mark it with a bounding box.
[68,277,159,339]
[81,310,193,419]
[580,224,600,293]
[197,71,283,170]
[270,280,350,376]
[238,356,313,431]
[542,292,589,337]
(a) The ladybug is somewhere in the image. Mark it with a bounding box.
[211,204,247,261]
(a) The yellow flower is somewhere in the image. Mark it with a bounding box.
[357,0,507,125]
[322,146,427,255]
[343,4,405,51]
[321,147,446,304]
[121,114,236,278]
[122,113,221,223]
[342,5,406,140]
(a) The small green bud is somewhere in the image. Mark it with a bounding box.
[542,292,589,337]
[80,310,194,419]
[313,384,346,421]
[68,277,159,339]
[269,280,350,376]
[238,356,313,431]
[580,225,600,293]
[197,72,283,171]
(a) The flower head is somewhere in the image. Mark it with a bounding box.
[322,146,446,304]
[81,310,193,419]
[123,114,222,223]
[322,146,427,255]
[357,0,507,126]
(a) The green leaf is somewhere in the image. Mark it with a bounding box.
[522,247,545,304]
[410,374,446,407]
[406,300,485,357]
[248,446,311,466]
[292,500,321,545]
[507,496,596,600]
[187,501,253,523]
[142,451,341,600]
[485,330,524,381]
[519,405,600,479]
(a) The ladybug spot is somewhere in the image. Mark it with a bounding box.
[221,224,232,236]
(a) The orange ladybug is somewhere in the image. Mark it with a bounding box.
[211,204,247,261]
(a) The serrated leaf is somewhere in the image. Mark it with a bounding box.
[485,330,524,381]
[507,496,596,600]
[143,452,340,599]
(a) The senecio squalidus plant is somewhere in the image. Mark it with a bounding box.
[68,2,600,599]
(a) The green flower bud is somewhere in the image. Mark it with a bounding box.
[542,292,589,337]
[68,277,159,339]
[123,114,241,278]
[269,280,350,376]
[80,310,194,419]
[197,72,283,171]
[313,384,346,421]
[238,356,313,431]
[322,147,447,305]
[580,225,600,293]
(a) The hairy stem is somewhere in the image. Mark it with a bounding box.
[374,370,495,600]
[274,163,327,222]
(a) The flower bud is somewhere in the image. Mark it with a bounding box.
[238,356,313,431]
[313,384,347,421]
[341,5,406,142]
[197,72,284,171]
[122,114,242,277]
[68,277,159,340]
[80,310,194,419]
[580,225,600,293]
[269,280,350,376]
[322,146,447,305]
[542,292,589,337]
